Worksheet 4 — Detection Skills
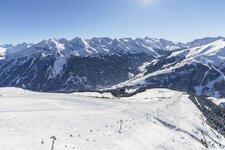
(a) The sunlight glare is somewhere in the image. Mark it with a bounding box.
[132,0,160,7]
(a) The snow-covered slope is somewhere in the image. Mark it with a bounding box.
[0,37,179,92]
[1,36,225,98]
[0,46,6,60]
[0,44,13,60]
[169,39,225,67]
[186,37,225,48]
[111,37,225,98]
[0,87,224,150]
[209,97,225,108]
[2,37,178,59]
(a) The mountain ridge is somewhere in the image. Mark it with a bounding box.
[1,36,225,98]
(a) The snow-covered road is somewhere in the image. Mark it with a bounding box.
[0,88,224,150]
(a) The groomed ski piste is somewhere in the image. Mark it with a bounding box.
[0,87,224,150]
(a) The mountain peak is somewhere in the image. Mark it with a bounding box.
[1,36,225,98]
[187,36,225,48]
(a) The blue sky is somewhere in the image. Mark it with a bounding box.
[0,0,225,44]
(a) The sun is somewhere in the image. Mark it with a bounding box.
[132,0,159,7]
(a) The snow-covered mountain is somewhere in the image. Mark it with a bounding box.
[0,44,12,60]
[0,87,225,150]
[0,37,179,92]
[1,36,225,98]
[186,36,225,48]
[0,47,6,60]
[2,36,225,150]
[110,37,225,98]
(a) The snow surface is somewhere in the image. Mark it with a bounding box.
[51,39,65,51]
[72,91,114,99]
[112,39,225,97]
[0,88,224,150]
[208,97,225,108]
[0,47,6,59]
[168,39,225,68]
[52,57,67,77]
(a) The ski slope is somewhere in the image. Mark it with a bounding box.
[0,88,224,150]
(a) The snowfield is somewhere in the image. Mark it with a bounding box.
[0,46,7,60]
[208,97,225,108]
[0,88,224,150]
